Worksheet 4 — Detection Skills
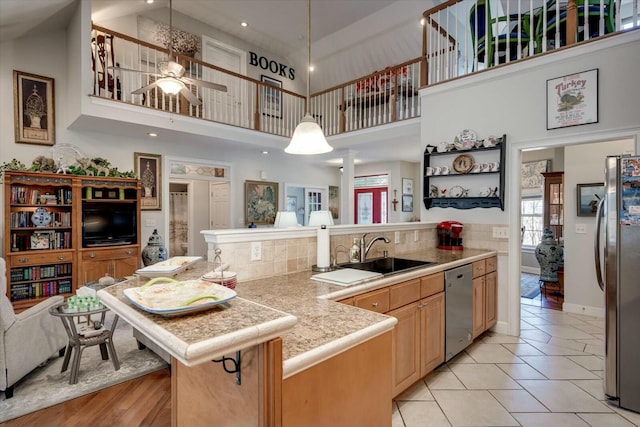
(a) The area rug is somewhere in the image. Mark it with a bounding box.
[0,313,169,422]
[521,272,541,299]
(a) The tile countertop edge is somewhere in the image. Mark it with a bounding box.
[282,316,398,379]
[97,289,298,367]
[319,250,498,301]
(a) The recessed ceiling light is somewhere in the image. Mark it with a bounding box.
[241,22,248,27]
[262,150,268,155]
[148,132,157,137]
[309,65,315,72]
[145,0,154,4]
[420,17,426,26]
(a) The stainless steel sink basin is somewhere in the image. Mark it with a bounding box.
[339,257,436,276]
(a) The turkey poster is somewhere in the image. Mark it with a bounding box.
[546,69,598,130]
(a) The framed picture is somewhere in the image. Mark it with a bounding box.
[402,195,413,212]
[135,152,162,210]
[402,178,413,195]
[547,69,598,130]
[30,232,51,250]
[329,185,339,219]
[261,75,282,119]
[245,180,278,225]
[521,159,551,194]
[577,183,604,217]
[13,70,55,146]
[286,195,297,212]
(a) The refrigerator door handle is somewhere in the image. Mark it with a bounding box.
[594,195,606,291]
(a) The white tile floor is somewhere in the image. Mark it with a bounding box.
[392,305,640,427]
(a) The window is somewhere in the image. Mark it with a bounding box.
[521,196,543,247]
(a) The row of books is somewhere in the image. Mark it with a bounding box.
[10,278,73,301]
[10,186,72,205]
[9,211,72,228]
[9,263,73,283]
[10,231,73,251]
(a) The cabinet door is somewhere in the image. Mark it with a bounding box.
[79,247,139,284]
[388,302,421,397]
[420,292,444,376]
[485,271,497,330]
[472,276,485,338]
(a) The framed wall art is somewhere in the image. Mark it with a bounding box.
[577,183,604,217]
[402,178,413,195]
[329,185,339,219]
[135,152,162,210]
[521,159,551,195]
[402,195,413,212]
[261,75,282,119]
[547,69,598,130]
[245,180,278,225]
[14,70,55,146]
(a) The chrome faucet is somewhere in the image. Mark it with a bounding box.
[360,233,390,262]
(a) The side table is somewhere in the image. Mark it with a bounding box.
[49,303,120,384]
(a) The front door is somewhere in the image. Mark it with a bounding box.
[355,187,387,224]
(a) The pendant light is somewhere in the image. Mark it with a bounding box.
[285,0,333,155]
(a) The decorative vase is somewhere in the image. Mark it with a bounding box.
[141,229,168,266]
[535,228,563,282]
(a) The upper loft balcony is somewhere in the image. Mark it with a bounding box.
[87,0,638,142]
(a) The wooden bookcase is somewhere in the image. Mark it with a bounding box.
[3,171,141,311]
[542,172,564,241]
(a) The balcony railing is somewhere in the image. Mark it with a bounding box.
[422,0,639,84]
[90,24,421,138]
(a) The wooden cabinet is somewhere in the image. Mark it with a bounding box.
[542,171,564,241]
[3,171,140,310]
[351,272,444,397]
[472,257,498,338]
[78,246,140,284]
[423,134,506,210]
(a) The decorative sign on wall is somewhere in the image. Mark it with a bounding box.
[249,52,295,80]
[546,69,598,130]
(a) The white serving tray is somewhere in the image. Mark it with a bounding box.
[136,256,202,278]
[123,277,236,316]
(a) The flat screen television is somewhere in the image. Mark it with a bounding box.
[82,208,137,246]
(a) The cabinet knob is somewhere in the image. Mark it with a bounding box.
[18,257,28,263]
[89,252,96,258]
[126,249,132,255]
[372,302,379,308]
[57,255,65,260]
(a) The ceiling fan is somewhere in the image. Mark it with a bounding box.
[112,0,226,105]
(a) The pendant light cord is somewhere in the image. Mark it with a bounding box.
[305,0,311,115]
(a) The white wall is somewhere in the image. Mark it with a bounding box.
[563,139,634,314]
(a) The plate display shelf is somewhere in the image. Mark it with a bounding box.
[423,134,506,210]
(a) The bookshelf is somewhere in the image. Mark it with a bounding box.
[3,171,141,312]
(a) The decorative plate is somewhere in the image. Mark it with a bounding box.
[123,277,237,317]
[454,129,477,145]
[452,154,474,174]
[449,185,467,198]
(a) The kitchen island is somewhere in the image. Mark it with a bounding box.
[98,247,495,426]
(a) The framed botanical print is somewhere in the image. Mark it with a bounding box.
[135,152,162,210]
[14,70,55,146]
[245,180,278,225]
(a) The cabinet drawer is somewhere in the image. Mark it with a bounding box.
[389,279,420,310]
[420,272,444,298]
[472,260,486,278]
[9,251,74,266]
[354,288,389,314]
[485,256,497,273]
[82,246,138,261]
[338,297,355,306]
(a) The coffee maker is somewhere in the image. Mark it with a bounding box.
[437,221,464,250]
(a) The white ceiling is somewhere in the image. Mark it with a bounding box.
[1,0,428,166]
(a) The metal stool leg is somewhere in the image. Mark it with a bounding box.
[61,343,73,372]
[69,345,84,385]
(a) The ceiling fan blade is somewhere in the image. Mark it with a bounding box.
[179,87,202,105]
[109,66,160,77]
[181,76,227,92]
[131,82,159,95]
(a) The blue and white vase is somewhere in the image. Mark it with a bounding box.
[535,228,563,282]
[141,229,168,266]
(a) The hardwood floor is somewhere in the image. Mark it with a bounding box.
[1,369,172,427]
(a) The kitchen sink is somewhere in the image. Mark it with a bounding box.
[339,257,436,276]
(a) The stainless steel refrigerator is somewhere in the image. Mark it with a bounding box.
[594,155,640,413]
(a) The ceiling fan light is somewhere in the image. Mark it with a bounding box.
[156,77,184,95]
[285,113,333,155]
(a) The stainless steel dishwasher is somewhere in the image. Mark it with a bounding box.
[444,263,473,361]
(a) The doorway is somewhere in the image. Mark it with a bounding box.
[354,187,387,224]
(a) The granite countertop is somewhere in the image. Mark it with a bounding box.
[98,247,495,377]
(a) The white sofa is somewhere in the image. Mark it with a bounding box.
[0,257,68,398]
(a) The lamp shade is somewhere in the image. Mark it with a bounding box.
[156,77,184,95]
[308,210,334,227]
[285,114,333,155]
[274,211,299,228]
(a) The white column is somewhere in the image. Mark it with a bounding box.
[341,150,357,224]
